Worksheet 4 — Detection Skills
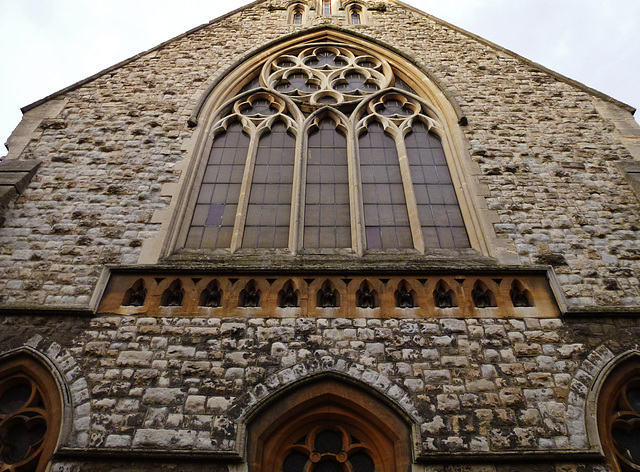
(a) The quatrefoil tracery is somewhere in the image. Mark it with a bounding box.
[610,380,640,470]
[263,44,392,107]
[0,376,49,471]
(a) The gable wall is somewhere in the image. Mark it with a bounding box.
[1,0,638,308]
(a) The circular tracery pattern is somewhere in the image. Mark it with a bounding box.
[610,380,640,470]
[263,43,392,107]
[0,375,50,472]
[282,427,375,472]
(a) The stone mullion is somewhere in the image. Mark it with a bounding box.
[347,122,365,256]
[394,129,425,253]
[289,125,306,254]
[230,124,262,252]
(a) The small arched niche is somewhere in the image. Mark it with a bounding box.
[122,278,146,307]
[0,352,63,472]
[200,280,223,308]
[433,279,457,308]
[472,280,496,308]
[356,281,378,309]
[240,280,261,308]
[394,280,416,308]
[597,355,640,471]
[317,280,340,308]
[279,280,300,308]
[247,376,412,472]
[161,279,185,307]
[510,279,534,307]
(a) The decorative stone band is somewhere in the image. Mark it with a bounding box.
[97,271,560,318]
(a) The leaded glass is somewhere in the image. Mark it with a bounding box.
[283,452,308,472]
[314,430,342,453]
[349,453,375,472]
[0,383,31,414]
[351,9,361,24]
[243,122,295,248]
[304,119,351,248]
[405,122,470,248]
[186,122,249,248]
[322,0,331,15]
[359,122,412,249]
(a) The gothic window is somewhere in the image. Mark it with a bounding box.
[291,6,304,24]
[0,355,62,472]
[322,0,332,15]
[248,378,411,472]
[349,6,362,24]
[182,40,472,255]
[598,357,640,472]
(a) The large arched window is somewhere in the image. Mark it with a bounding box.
[247,378,411,472]
[598,356,640,471]
[181,37,472,255]
[0,354,62,472]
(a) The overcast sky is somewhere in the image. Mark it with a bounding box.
[1,0,638,151]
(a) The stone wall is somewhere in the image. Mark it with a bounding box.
[0,0,638,309]
[2,313,638,464]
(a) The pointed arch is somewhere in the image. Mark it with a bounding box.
[301,108,352,250]
[155,28,500,262]
[0,350,65,472]
[246,374,412,472]
[590,351,640,472]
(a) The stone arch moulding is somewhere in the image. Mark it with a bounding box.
[578,347,640,465]
[143,27,509,264]
[243,373,415,472]
[0,346,76,472]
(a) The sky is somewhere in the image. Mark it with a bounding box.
[1,0,639,150]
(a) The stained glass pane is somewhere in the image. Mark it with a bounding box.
[405,122,470,248]
[393,76,417,94]
[243,122,295,248]
[348,453,375,472]
[628,388,640,413]
[186,123,249,248]
[314,430,342,454]
[359,122,412,249]
[314,461,342,472]
[293,11,303,24]
[613,427,640,465]
[304,119,351,248]
[351,10,361,24]
[0,382,30,414]
[283,452,309,472]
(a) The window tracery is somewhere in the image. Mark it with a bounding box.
[0,355,62,472]
[350,7,362,25]
[184,41,471,254]
[598,357,640,472]
[247,378,411,472]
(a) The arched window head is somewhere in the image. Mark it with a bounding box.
[248,377,411,472]
[350,6,362,24]
[290,5,305,24]
[178,36,477,257]
[598,356,640,471]
[0,353,62,472]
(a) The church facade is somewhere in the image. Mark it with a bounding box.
[1,1,640,471]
